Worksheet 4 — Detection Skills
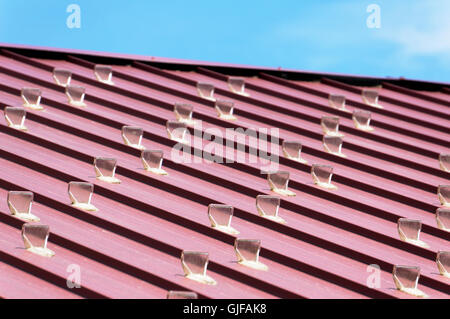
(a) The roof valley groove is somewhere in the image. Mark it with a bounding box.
[0,102,448,296]
[6,48,446,153]
[0,137,381,299]
[0,44,448,299]
[0,58,446,245]
[255,72,450,144]
[0,52,448,189]
[0,90,447,242]
[0,58,448,242]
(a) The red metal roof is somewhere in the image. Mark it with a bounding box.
[0,44,449,299]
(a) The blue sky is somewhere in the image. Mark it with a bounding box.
[0,0,449,83]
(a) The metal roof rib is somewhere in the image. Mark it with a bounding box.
[0,44,448,299]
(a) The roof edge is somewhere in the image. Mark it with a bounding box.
[1,42,449,90]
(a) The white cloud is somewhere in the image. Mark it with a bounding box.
[257,1,450,81]
[376,1,450,59]
[384,26,450,55]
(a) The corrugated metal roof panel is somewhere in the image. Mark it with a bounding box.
[0,44,448,299]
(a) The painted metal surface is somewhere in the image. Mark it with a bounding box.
[0,44,448,299]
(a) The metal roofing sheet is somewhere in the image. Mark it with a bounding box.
[0,45,448,299]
